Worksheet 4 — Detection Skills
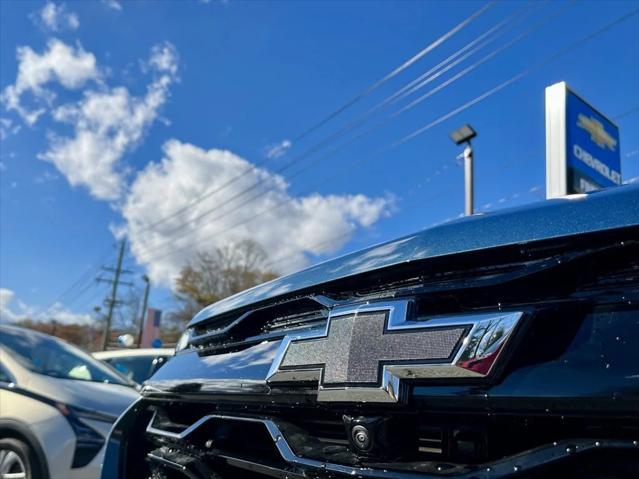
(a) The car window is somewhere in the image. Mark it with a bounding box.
[105,356,157,384]
[0,328,133,386]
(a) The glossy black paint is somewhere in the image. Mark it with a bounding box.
[149,230,639,416]
[191,184,639,327]
[104,186,639,478]
[147,306,639,415]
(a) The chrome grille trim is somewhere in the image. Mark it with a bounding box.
[146,411,425,478]
[267,301,524,403]
[145,411,639,478]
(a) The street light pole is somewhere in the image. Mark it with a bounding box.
[449,124,477,217]
[463,142,474,216]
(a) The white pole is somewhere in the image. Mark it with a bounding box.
[464,143,474,216]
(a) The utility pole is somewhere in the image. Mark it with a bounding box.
[137,275,151,348]
[98,240,132,350]
[449,124,477,216]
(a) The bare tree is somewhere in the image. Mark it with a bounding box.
[173,239,278,324]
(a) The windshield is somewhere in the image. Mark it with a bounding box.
[0,327,134,386]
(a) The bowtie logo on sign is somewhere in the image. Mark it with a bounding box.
[545,82,622,197]
[577,114,617,151]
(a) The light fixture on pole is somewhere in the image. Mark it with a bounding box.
[449,124,477,216]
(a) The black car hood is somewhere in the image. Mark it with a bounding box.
[190,184,639,327]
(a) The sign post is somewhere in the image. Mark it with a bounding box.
[140,308,162,348]
[545,82,621,198]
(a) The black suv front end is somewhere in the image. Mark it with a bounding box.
[103,186,639,478]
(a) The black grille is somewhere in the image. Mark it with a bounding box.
[191,297,329,354]
[287,416,349,446]
[128,232,639,478]
[261,309,327,335]
[132,401,639,479]
[418,425,444,455]
[190,236,639,353]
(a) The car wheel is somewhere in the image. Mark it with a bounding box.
[0,438,34,479]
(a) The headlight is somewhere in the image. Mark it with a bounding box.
[56,403,113,468]
[175,328,193,353]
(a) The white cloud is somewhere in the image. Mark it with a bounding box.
[0,117,21,140]
[45,303,92,325]
[265,139,292,159]
[147,42,179,76]
[121,140,392,286]
[1,39,99,125]
[199,0,230,5]
[1,37,179,202]
[0,287,91,325]
[0,288,16,321]
[33,169,59,184]
[33,1,80,32]
[102,0,123,11]
[38,41,179,200]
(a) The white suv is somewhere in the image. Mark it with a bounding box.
[0,326,139,479]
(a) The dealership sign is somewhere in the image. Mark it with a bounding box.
[545,81,621,198]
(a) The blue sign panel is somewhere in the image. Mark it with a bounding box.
[565,90,621,193]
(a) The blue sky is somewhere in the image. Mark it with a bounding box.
[1,0,638,325]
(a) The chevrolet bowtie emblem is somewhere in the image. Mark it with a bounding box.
[577,113,617,151]
[267,300,523,403]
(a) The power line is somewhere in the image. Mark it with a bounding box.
[262,161,461,272]
[392,0,575,116]
[60,279,99,309]
[136,5,638,263]
[270,2,541,182]
[364,1,541,116]
[137,118,448,262]
[142,67,633,268]
[44,246,115,310]
[73,283,110,313]
[615,105,639,120]
[134,4,564,257]
[266,184,459,274]
[137,131,463,263]
[288,1,497,144]
[135,3,580,260]
[393,5,639,146]
[261,147,529,273]
[142,128,481,264]
[129,2,497,237]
